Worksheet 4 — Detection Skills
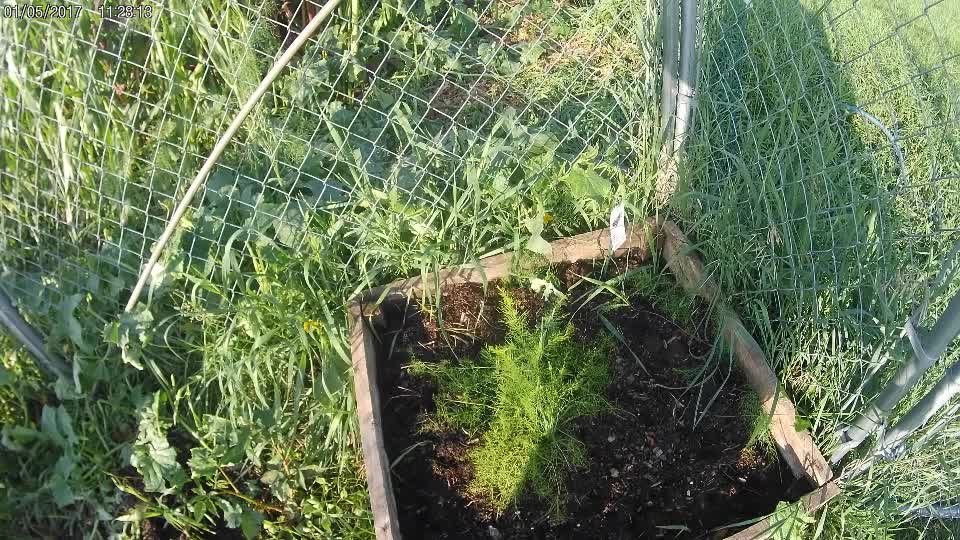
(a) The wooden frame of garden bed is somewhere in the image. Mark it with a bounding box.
[348,219,839,540]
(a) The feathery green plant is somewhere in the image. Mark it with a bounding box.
[411,292,611,516]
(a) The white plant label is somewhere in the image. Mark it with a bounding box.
[609,204,627,251]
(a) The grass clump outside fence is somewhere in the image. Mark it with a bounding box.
[410,292,611,517]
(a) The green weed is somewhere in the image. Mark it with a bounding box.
[767,501,815,540]
[626,266,697,328]
[740,390,777,459]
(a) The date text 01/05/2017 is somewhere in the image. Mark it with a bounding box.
[2,4,80,19]
[1,4,154,19]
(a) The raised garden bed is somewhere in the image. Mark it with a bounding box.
[349,221,838,540]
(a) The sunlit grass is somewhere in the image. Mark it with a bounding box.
[685,0,960,535]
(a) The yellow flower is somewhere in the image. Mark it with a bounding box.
[303,320,321,333]
[543,212,554,225]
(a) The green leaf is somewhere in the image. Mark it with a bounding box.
[104,304,155,370]
[53,453,75,478]
[524,212,544,237]
[519,42,545,64]
[524,207,552,256]
[57,406,77,446]
[525,235,552,256]
[240,508,264,539]
[53,359,83,400]
[221,500,264,539]
[49,474,76,508]
[2,425,41,451]
[187,447,219,479]
[148,252,182,299]
[260,469,282,485]
[563,165,611,204]
[115,505,146,523]
[39,405,77,449]
[59,294,90,352]
[274,206,305,247]
[221,499,243,528]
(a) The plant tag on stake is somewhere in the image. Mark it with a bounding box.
[609,204,627,251]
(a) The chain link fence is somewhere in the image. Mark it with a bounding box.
[2,0,659,298]
[0,0,958,536]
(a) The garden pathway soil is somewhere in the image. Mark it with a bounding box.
[377,259,799,539]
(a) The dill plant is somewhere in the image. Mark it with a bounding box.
[410,292,611,516]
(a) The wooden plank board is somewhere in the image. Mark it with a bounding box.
[353,220,657,304]
[348,303,401,540]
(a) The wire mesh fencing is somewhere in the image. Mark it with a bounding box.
[0,0,959,536]
[1,0,660,304]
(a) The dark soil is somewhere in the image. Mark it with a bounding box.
[375,256,804,540]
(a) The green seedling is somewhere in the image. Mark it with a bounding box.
[413,292,611,517]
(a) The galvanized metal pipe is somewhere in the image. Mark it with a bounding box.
[834,288,960,462]
[672,0,697,152]
[659,0,680,154]
[879,352,960,458]
[0,288,69,379]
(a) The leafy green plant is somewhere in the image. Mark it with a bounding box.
[129,393,186,493]
[411,292,611,516]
